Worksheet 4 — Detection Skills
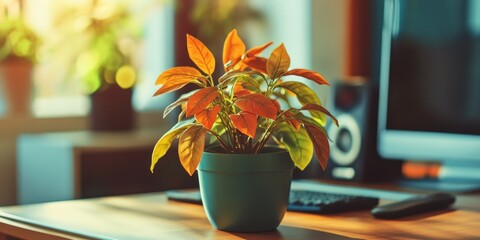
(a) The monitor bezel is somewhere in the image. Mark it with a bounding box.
[377,0,480,163]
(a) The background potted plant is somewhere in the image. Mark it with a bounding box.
[53,0,141,131]
[0,9,40,117]
[150,29,338,232]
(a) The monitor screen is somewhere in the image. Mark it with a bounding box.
[377,0,480,163]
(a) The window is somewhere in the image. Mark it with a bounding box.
[4,0,175,117]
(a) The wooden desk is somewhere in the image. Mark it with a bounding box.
[1,182,479,240]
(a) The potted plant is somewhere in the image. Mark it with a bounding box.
[79,29,137,132]
[150,29,338,232]
[0,16,39,116]
[68,1,138,131]
[53,1,140,131]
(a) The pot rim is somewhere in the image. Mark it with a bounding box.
[198,146,294,173]
[203,145,287,156]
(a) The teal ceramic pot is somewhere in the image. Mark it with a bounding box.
[197,147,294,232]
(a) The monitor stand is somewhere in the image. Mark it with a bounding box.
[397,162,480,193]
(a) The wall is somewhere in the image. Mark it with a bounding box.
[0,113,166,206]
[311,0,348,106]
[0,0,348,206]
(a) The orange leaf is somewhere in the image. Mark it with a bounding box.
[223,29,246,71]
[267,43,290,79]
[304,124,330,171]
[156,66,205,85]
[154,78,197,96]
[186,34,215,76]
[186,87,219,117]
[178,125,207,176]
[233,83,253,97]
[283,68,329,85]
[301,103,338,126]
[230,112,258,138]
[195,105,221,130]
[271,99,281,113]
[245,41,273,57]
[242,56,268,73]
[235,93,277,120]
[284,111,302,130]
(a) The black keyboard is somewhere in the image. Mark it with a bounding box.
[166,189,379,214]
[288,190,379,213]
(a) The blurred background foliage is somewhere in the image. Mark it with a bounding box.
[51,0,145,93]
[0,1,39,62]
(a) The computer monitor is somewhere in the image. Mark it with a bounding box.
[377,0,480,191]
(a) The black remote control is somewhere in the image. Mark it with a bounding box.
[371,192,456,219]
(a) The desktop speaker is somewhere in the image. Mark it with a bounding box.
[322,80,401,182]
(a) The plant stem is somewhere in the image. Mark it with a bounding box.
[208,75,215,86]
[208,129,230,152]
[254,119,275,153]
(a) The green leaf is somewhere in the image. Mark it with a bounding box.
[275,123,313,170]
[272,91,293,108]
[236,75,261,90]
[295,113,334,142]
[151,120,194,172]
[178,124,207,176]
[164,98,186,119]
[209,120,227,144]
[219,70,264,86]
[163,90,199,118]
[277,81,326,126]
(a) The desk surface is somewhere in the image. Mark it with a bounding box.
[1,181,480,240]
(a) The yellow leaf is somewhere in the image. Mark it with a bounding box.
[178,125,207,176]
[275,123,313,170]
[277,81,326,126]
[151,121,193,172]
[187,34,215,76]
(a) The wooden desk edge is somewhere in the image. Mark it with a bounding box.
[0,216,83,240]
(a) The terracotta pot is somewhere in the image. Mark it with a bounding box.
[89,84,135,131]
[0,57,33,117]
